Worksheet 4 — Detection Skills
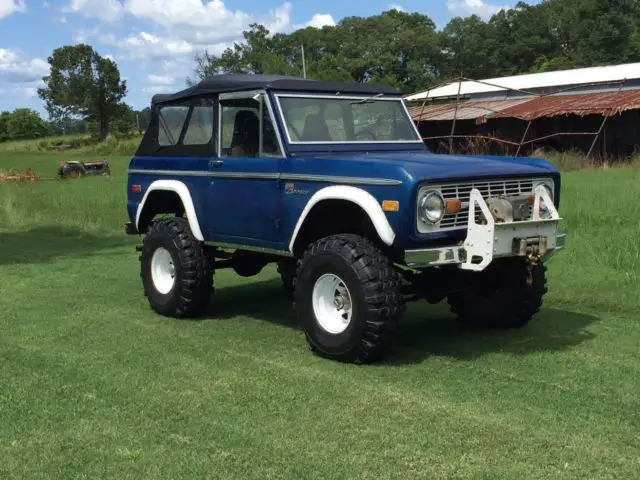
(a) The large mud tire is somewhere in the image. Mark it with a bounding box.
[294,234,404,364]
[447,258,548,329]
[140,217,213,318]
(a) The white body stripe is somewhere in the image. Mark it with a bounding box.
[288,185,396,252]
[135,180,205,241]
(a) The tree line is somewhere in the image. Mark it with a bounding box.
[191,0,640,91]
[2,0,638,142]
[0,106,150,142]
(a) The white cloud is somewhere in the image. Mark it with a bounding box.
[0,48,47,103]
[295,13,336,29]
[388,4,405,12]
[123,0,251,29]
[63,0,344,91]
[0,48,50,83]
[0,0,26,20]
[147,73,174,86]
[22,86,40,99]
[446,0,508,19]
[100,32,195,60]
[66,1,332,44]
[75,27,101,43]
[120,0,293,46]
[142,84,174,95]
[63,0,122,22]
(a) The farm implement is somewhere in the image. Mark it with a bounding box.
[0,168,39,183]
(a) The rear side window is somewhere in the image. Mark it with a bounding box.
[158,104,190,146]
[184,99,215,145]
[135,97,216,156]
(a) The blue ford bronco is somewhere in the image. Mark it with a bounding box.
[125,74,565,364]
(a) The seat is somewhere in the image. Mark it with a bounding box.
[230,110,259,156]
[301,113,331,142]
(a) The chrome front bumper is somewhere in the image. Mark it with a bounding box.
[404,186,565,271]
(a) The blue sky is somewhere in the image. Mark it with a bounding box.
[0,0,530,117]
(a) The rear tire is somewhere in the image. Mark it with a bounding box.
[294,234,404,364]
[447,258,547,329]
[140,217,213,318]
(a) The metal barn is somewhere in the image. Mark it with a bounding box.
[404,63,640,159]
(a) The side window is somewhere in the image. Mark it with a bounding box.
[220,98,260,157]
[279,100,320,142]
[219,94,282,157]
[158,104,189,146]
[183,99,214,145]
[324,102,346,141]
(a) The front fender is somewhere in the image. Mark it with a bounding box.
[288,185,395,252]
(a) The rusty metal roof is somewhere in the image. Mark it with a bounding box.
[408,98,532,122]
[408,89,640,122]
[492,90,640,120]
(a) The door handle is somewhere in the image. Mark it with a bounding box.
[210,159,224,168]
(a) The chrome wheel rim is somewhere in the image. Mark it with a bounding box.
[312,273,353,334]
[151,247,176,295]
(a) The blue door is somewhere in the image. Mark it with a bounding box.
[206,93,285,248]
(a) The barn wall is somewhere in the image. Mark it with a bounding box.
[416,110,640,160]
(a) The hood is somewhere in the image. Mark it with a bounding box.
[305,150,558,183]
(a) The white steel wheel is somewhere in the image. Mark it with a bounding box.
[312,273,353,334]
[151,246,176,295]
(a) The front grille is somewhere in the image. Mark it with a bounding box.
[436,178,535,230]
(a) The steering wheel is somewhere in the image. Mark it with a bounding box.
[355,130,377,141]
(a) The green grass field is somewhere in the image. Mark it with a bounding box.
[1,152,639,479]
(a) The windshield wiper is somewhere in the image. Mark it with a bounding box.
[350,93,384,105]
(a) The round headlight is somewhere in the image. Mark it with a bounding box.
[535,181,553,199]
[534,181,554,217]
[419,190,445,224]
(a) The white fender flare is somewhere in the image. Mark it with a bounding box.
[288,185,396,252]
[135,180,204,241]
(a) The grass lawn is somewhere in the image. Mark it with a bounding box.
[1,153,639,479]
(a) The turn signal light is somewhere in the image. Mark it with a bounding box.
[382,200,400,212]
[131,184,142,194]
[445,199,462,214]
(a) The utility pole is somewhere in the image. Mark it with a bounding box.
[301,44,307,79]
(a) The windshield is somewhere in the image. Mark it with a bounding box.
[276,95,421,144]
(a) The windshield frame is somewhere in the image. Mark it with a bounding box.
[272,93,424,146]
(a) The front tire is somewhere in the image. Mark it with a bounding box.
[140,217,213,318]
[294,234,404,364]
[447,258,548,329]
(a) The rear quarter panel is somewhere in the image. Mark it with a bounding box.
[126,155,211,231]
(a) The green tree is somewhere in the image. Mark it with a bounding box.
[189,23,299,83]
[190,11,443,93]
[187,0,640,97]
[49,116,88,136]
[37,44,127,140]
[438,0,640,80]
[6,109,50,139]
[0,111,10,142]
[134,107,151,133]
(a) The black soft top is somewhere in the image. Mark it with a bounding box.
[151,74,400,104]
